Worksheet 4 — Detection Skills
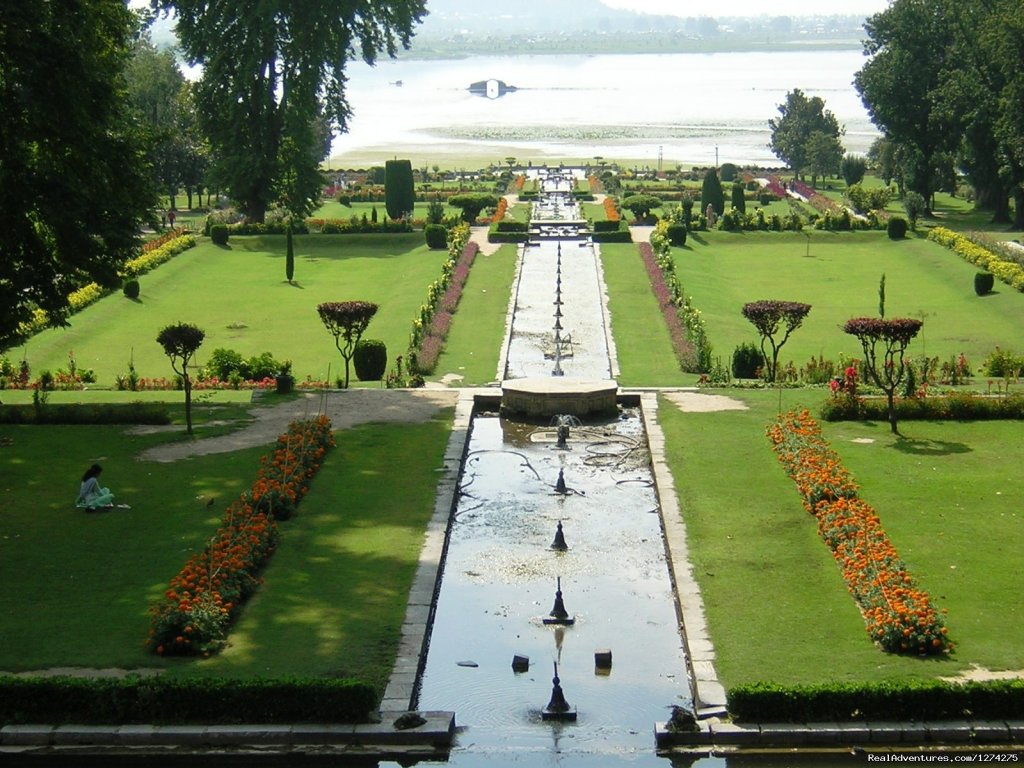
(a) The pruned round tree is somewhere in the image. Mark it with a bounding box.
[620,194,662,222]
[448,193,499,224]
[741,300,812,382]
[317,301,379,388]
[843,316,923,434]
[385,159,415,220]
[156,322,205,434]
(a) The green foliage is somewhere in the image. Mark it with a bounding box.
[0,677,376,725]
[886,217,908,239]
[982,347,1024,378]
[317,301,379,388]
[700,169,725,216]
[845,183,891,214]
[384,159,415,220]
[841,154,868,186]
[620,194,662,221]
[0,402,170,425]
[719,162,739,182]
[768,88,843,180]
[903,191,926,229]
[591,222,632,243]
[162,0,425,222]
[731,342,763,379]
[821,392,1024,422]
[730,181,746,214]
[122,279,140,299]
[353,339,387,381]
[728,679,1024,723]
[448,193,499,223]
[741,300,812,382]
[424,224,448,249]
[209,225,229,246]
[0,0,156,349]
[975,271,995,296]
[666,224,687,247]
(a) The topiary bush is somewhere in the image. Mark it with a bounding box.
[886,216,907,240]
[122,279,140,299]
[732,342,763,379]
[210,224,229,246]
[666,223,687,247]
[353,339,388,382]
[974,271,995,296]
[424,224,447,249]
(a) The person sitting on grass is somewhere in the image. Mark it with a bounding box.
[76,463,115,510]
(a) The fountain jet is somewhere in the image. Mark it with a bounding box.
[543,576,575,625]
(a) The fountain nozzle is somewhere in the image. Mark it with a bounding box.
[542,661,577,721]
[551,520,568,551]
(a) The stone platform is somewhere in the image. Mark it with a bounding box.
[500,378,618,418]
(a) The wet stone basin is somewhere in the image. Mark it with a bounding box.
[417,409,691,760]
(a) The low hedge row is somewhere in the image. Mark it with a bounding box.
[593,222,632,243]
[728,679,1024,723]
[821,393,1024,422]
[0,677,376,725]
[0,402,170,425]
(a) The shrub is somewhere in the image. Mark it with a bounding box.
[719,162,739,182]
[886,217,907,240]
[666,223,687,247]
[122,279,140,299]
[982,347,1024,378]
[384,159,415,220]
[424,224,448,249]
[206,348,245,379]
[209,225,229,246]
[974,271,995,296]
[0,402,170,425]
[353,339,387,382]
[731,342,762,379]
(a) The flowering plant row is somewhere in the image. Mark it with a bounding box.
[492,197,509,223]
[767,410,952,655]
[142,227,189,254]
[407,224,478,374]
[645,222,712,372]
[928,227,1024,292]
[149,416,335,656]
[603,196,620,222]
[122,232,196,277]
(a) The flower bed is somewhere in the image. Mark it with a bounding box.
[928,226,1024,291]
[406,224,478,375]
[767,410,951,655]
[637,240,704,373]
[603,196,620,222]
[148,416,335,656]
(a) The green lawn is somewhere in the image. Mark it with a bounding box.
[430,245,518,386]
[599,243,692,387]
[659,388,1024,686]
[0,409,452,691]
[12,234,447,388]
[676,230,1024,371]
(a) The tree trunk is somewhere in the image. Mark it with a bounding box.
[186,189,194,210]
[285,224,295,283]
[886,390,898,435]
[184,374,193,434]
[1014,189,1024,231]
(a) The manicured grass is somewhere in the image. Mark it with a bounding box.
[0,421,267,671]
[658,388,1024,686]
[12,234,447,388]
[431,245,517,386]
[677,230,1024,370]
[599,243,692,387]
[0,409,453,688]
[182,414,454,690]
[312,200,460,222]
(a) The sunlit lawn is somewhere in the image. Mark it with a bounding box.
[12,234,446,388]
[659,388,1024,686]
[677,230,1024,369]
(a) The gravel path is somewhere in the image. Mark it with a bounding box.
[136,389,459,463]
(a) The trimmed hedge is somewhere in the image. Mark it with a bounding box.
[821,393,1024,422]
[0,677,376,725]
[593,220,624,233]
[592,221,632,243]
[728,679,1024,723]
[0,403,171,425]
[975,271,995,296]
[487,220,529,243]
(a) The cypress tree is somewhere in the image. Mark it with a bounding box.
[384,159,415,220]
[731,181,746,213]
[701,169,725,216]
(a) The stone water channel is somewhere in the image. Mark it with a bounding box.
[412,169,698,766]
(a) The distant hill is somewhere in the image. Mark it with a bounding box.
[419,0,683,33]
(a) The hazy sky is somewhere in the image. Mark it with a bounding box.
[599,0,889,17]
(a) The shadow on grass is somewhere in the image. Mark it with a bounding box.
[688,232,708,246]
[891,436,972,456]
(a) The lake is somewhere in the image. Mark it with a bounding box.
[329,49,879,168]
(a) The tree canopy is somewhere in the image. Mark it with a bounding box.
[0,1,155,349]
[620,194,662,222]
[741,300,812,383]
[768,89,844,182]
[153,0,427,222]
[448,193,499,223]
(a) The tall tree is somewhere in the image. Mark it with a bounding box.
[768,89,843,181]
[155,0,427,223]
[0,1,156,349]
[385,159,416,220]
[855,0,957,213]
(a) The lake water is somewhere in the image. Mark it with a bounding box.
[329,50,878,168]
